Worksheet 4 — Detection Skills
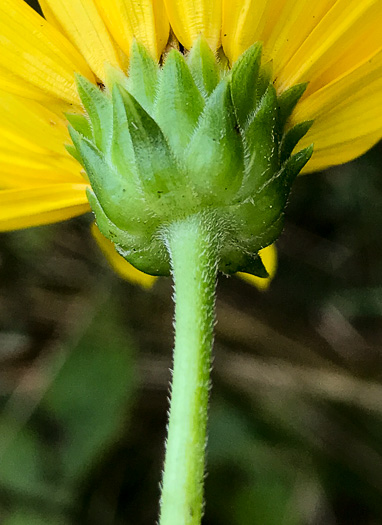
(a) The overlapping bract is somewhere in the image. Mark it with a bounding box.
[69,40,312,276]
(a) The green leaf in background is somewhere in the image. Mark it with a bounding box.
[207,401,302,525]
[0,294,137,523]
[41,304,136,483]
[2,509,70,525]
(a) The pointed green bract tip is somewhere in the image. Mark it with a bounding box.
[69,39,314,278]
[103,63,130,92]
[187,36,220,97]
[278,82,309,129]
[230,42,262,127]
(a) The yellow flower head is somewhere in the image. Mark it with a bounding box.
[0,0,381,284]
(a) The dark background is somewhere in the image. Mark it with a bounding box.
[1,2,382,523]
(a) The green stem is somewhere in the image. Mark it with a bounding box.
[160,213,222,525]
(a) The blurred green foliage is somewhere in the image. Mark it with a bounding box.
[0,290,136,524]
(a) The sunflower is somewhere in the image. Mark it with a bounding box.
[1,3,382,523]
[0,0,381,287]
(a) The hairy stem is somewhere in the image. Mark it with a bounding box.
[160,214,222,525]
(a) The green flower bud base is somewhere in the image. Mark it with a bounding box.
[68,38,314,525]
[68,37,313,279]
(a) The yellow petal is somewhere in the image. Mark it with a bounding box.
[0,66,81,116]
[0,152,81,187]
[0,136,83,188]
[237,244,278,291]
[292,50,382,171]
[0,131,82,177]
[41,0,124,80]
[38,0,66,33]
[91,224,157,289]
[261,0,337,76]
[0,91,71,156]
[0,137,83,188]
[301,133,382,173]
[0,65,59,106]
[301,92,382,151]
[0,184,90,231]
[0,0,93,104]
[94,0,169,61]
[0,90,84,187]
[0,133,78,177]
[292,50,382,122]
[222,0,286,63]
[164,0,222,50]
[0,163,82,189]
[276,0,382,95]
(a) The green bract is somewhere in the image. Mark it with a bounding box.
[68,38,313,277]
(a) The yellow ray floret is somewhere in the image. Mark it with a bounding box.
[276,0,382,94]
[164,0,221,51]
[0,145,82,188]
[0,90,83,188]
[0,162,82,190]
[0,184,90,231]
[259,0,337,77]
[238,244,278,291]
[0,0,93,105]
[294,50,382,171]
[222,0,288,63]
[40,0,124,81]
[94,0,169,61]
[0,91,72,157]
